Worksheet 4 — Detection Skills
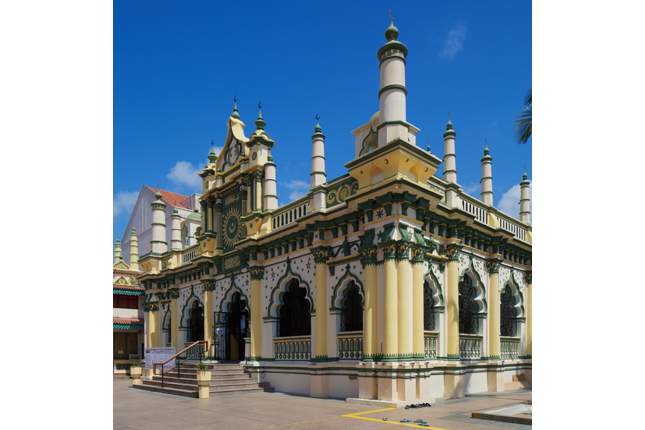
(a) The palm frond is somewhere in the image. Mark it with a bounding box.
[514,87,532,144]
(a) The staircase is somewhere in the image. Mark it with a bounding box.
[133,362,274,398]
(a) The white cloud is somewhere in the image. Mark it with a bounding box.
[113,190,139,218]
[439,20,467,59]
[166,161,202,189]
[497,181,532,222]
[462,183,479,196]
[284,179,309,202]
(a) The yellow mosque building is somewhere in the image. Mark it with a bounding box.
[125,19,532,403]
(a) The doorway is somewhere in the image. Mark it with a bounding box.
[226,292,249,361]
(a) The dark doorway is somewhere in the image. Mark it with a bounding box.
[278,279,311,337]
[226,292,249,361]
[187,300,204,342]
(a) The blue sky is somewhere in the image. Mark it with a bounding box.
[113,0,532,242]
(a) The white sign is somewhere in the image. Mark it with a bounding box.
[145,347,176,371]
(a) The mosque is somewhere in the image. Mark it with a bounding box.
[120,19,532,403]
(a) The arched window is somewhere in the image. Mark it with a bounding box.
[500,286,517,337]
[278,279,311,337]
[423,281,436,331]
[187,301,204,342]
[163,312,171,344]
[340,281,363,332]
[182,226,189,247]
[458,276,479,334]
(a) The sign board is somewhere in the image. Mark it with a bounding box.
[145,347,176,371]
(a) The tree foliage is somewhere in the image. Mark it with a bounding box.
[514,87,532,144]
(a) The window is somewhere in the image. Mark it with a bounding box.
[163,312,171,344]
[340,281,363,332]
[187,301,204,342]
[113,295,138,309]
[423,281,436,331]
[278,279,311,337]
[458,276,479,334]
[500,286,517,337]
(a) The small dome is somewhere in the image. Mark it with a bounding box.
[155,190,163,200]
[188,211,201,220]
[370,111,380,122]
[385,21,398,41]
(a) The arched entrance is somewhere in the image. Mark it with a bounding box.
[226,292,249,361]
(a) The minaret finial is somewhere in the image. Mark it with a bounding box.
[385,12,398,41]
[427,139,430,152]
[231,95,240,119]
[255,102,266,130]
[389,9,394,20]
[315,113,321,133]
[208,141,217,164]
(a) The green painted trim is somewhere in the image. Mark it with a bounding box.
[378,84,407,99]
[113,323,144,330]
[375,120,411,132]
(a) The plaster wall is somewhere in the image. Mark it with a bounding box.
[264,372,310,396]
[427,374,444,398]
[114,308,141,319]
[464,370,488,394]
[329,375,359,399]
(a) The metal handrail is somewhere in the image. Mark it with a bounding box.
[153,340,208,388]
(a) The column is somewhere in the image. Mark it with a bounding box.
[311,247,329,360]
[361,247,379,360]
[169,288,180,352]
[254,169,263,212]
[204,282,215,353]
[214,200,223,251]
[249,267,264,360]
[443,120,457,183]
[246,174,253,214]
[526,271,532,357]
[396,242,411,359]
[382,242,398,360]
[445,244,462,360]
[487,259,501,360]
[200,200,206,234]
[207,198,214,233]
[411,246,425,359]
[129,228,139,271]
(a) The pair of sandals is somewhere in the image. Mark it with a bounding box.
[405,403,431,409]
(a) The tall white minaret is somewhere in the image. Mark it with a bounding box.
[377,19,408,147]
[263,152,278,211]
[311,121,327,210]
[443,119,457,184]
[150,190,168,254]
[114,238,122,264]
[480,146,493,206]
[129,228,139,271]
[519,171,531,224]
[170,207,182,250]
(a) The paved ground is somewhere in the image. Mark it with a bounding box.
[114,378,532,430]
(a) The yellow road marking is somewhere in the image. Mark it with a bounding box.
[342,408,451,430]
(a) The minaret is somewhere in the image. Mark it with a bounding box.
[377,19,409,147]
[150,190,168,254]
[310,121,326,188]
[114,238,122,264]
[129,228,139,271]
[443,119,457,183]
[480,146,493,206]
[519,171,531,224]
[263,152,278,210]
[170,207,182,250]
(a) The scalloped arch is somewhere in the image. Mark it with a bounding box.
[424,266,444,308]
[330,264,364,310]
[218,276,251,314]
[267,259,313,318]
[460,266,488,314]
[180,285,203,328]
[502,271,525,317]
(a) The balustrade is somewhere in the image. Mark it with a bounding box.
[424,331,438,359]
[273,336,311,361]
[500,337,520,359]
[272,202,309,230]
[337,332,363,360]
[459,334,483,360]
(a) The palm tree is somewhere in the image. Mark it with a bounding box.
[514,87,532,144]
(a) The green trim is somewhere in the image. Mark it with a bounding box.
[378,84,407,99]
[329,264,365,310]
[375,119,411,132]
[113,323,144,330]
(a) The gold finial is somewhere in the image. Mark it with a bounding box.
[389,10,394,20]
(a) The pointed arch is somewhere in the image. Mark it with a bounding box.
[501,274,524,318]
[268,259,313,317]
[218,277,251,314]
[180,285,203,327]
[359,127,377,156]
[330,264,364,310]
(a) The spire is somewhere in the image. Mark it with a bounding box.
[311,117,327,208]
[254,109,266,131]
[443,117,457,183]
[519,170,531,225]
[231,102,240,119]
[155,189,163,201]
[114,238,122,264]
[208,146,217,164]
[385,20,399,41]
[480,143,493,206]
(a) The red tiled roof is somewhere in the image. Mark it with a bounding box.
[113,318,144,325]
[144,185,191,209]
[113,285,145,291]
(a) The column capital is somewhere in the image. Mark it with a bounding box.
[203,280,216,291]
[311,246,330,265]
[359,245,379,266]
[250,267,265,280]
[168,288,180,299]
[486,258,502,274]
[410,244,426,264]
[213,202,222,213]
[380,241,398,261]
[395,241,412,262]
[445,243,463,262]
[525,270,532,285]
[253,169,264,180]
[150,302,159,312]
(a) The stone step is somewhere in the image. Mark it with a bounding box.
[161,370,246,379]
[134,383,275,398]
[147,375,253,386]
[180,364,242,370]
[133,383,198,398]
[141,380,198,392]
[209,387,275,396]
